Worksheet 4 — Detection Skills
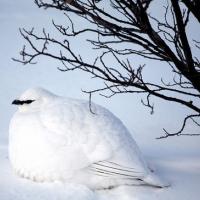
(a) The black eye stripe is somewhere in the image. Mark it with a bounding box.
[24,100,35,104]
[12,99,35,105]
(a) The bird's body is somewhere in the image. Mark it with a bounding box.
[9,88,168,189]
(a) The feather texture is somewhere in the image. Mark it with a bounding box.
[9,87,169,189]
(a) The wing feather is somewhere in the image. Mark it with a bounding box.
[89,161,145,180]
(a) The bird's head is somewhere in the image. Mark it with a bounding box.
[12,87,57,112]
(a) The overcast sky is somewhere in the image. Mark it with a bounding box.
[1,0,200,154]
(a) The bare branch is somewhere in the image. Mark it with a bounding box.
[14,0,200,138]
[157,114,200,139]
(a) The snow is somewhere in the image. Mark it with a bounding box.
[1,143,200,200]
[0,145,96,200]
[2,89,200,199]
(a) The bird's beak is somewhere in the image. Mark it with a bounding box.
[12,99,21,105]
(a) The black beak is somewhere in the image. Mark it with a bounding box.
[12,99,22,105]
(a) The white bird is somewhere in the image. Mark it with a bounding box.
[9,87,169,189]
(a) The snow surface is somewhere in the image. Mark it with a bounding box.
[1,143,200,200]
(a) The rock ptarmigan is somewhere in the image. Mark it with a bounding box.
[9,87,169,189]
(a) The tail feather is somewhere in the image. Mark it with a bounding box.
[143,173,170,188]
[89,161,170,188]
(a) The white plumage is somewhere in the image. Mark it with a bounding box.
[9,87,168,189]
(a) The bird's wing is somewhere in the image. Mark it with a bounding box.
[89,160,145,180]
[39,98,149,175]
[88,159,169,188]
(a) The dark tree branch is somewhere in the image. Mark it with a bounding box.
[181,0,200,23]
[14,0,200,138]
[157,114,200,139]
